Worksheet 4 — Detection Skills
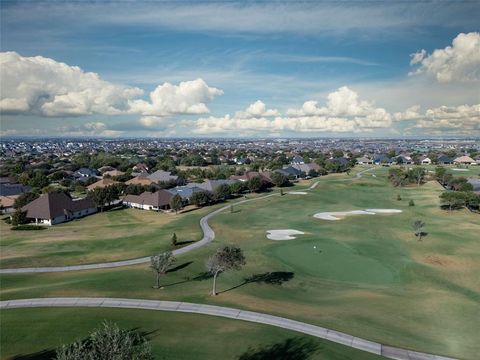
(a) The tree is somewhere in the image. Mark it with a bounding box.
[28,172,50,189]
[230,182,245,195]
[14,192,39,209]
[409,167,425,186]
[409,199,415,206]
[440,191,469,211]
[214,184,231,201]
[247,176,263,193]
[170,194,183,214]
[11,209,28,226]
[271,172,290,187]
[413,220,426,241]
[55,321,153,360]
[150,251,176,289]
[397,194,402,201]
[190,191,210,207]
[206,246,246,296]
[171,233,178,247]
[435,166,448,185]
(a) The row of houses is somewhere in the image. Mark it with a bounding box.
[356,154,480,166]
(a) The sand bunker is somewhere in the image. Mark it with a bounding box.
[314,209,402,221]
[452,168,468,171]
[288,191,308,195]
[266,229,305,240]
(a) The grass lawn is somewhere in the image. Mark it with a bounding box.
[0,205,218,268]
[1,167,479,359]
[0,308,384,360]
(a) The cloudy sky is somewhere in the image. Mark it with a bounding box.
[0,0,479,138]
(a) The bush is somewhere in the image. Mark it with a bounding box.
[11,225,46,231]
[409,200,415,206]
[397,194,402,201]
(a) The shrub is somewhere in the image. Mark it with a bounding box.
[409,200,415,206]
[11,225,46,231]
[397,194,402,201]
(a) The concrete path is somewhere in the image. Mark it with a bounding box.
[0,194,277,274]
[0,297,456,360]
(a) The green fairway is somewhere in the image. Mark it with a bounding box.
[1,166,479,359]
[0,205,217,268]
[268,238,397,285]
[0,308,383,360]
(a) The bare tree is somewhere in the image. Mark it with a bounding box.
[413,220,426,241]
[150,251,176,289]
[206,246,246,296]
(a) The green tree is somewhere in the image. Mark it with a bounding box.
[150,251,176,289]
[271,172,290,187]
[171,233,178,247]
[206,246,246,296]
[55,321,153,360]
[170,194,183,214]
[214,184,231,201]
[247,176,263,193]
[190,191,210,207]
[413,220,426,241]
[11,209,28,226]
[435,166,448,185]
[409,199,415,206]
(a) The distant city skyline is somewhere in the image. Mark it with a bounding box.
[1,0,479,138]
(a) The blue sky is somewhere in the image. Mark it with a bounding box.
[1,0,479,137]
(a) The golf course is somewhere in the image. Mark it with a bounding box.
[1,166,479,359]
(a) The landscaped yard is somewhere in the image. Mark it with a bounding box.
[1,167,479,359]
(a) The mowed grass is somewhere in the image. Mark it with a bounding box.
[0,308,384,360]
[1,167,479,359]
[0,205,218,268]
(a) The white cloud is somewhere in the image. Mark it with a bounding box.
[409,32,480,82]
[235,100,280,118]
[194,87,392,134]
[0,52,222,118]
[395,103,480,132]
[128,79,223,116]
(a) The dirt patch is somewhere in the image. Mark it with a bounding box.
[423,255,458,268]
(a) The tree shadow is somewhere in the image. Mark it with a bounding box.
[219,272,294,294]
[162,271,212,288]
[237,337,318,360]
[175,240,195,246]
[11,349,56,360]
[416,232,429,240]
[166,261,193,273]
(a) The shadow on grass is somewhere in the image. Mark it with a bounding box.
[175,240,195,246]
[162,271,213,288]
[219,272,294,294]
[238,337,318,360]
[11,349,56,360]
[167,261,193,273]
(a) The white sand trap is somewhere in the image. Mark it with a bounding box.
[266,229,305,240]
[314,209,402,221]
[288,191,308,195]
[452,168,468,171]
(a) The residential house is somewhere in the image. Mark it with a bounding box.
[0,183,31,196]
[374,155,394,165]
[123,190,174,211]
[74,167,99,178]
[87,178,120,192]
[356,156,373,165]
[453,155,476,165]
[167,186,204,200]
[467,179,480,193]
[147,170,178,183]
[0,195,19,213]
[125,176,157,186]
[230,171,272,184]
[275,166,303,178]
[291,163,321,175]
[185,179,238,192]
[22,192,97,225]
[396,155,413,165]
[420,156,432,165]
[291,155,305,165]
[102,169,125,177]
[437,155,453,165]
[133,163,149,173]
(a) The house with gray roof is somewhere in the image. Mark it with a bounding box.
[147,170,178,183]
[123,190,174,211]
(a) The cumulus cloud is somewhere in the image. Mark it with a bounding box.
[194,87,392,134]
[396,103,480,132]
[409,32,480,82]
[0,52,222,117]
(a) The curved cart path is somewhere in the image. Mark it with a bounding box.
[0,194,277,274]
[0,297,456,360]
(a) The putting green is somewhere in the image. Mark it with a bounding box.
[267,239,396,285]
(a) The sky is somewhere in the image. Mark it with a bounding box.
[0,0,479,138]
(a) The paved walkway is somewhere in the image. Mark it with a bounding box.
[0,193,278,274]
[0,297,456,360]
